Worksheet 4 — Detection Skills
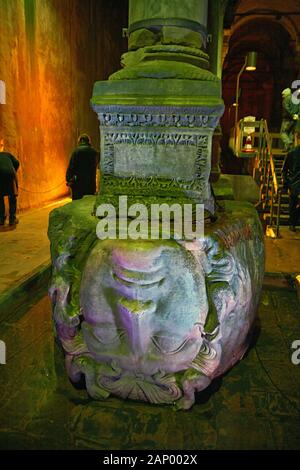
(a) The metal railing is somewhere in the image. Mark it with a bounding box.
[234,118,282,237]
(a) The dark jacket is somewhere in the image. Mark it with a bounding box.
[0,152,20,196]
[283,146,300,193]
[66,143,99,200]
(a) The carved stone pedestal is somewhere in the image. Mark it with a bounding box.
[48,0,264,410]
[92,76,224,215]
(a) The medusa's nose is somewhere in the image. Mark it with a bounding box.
[116,296,156,355]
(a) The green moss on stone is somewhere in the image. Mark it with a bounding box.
[110,60,218,81]
[128,28,159,50]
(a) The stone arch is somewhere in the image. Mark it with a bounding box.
[221,16,298,149]
[230,14,299,49]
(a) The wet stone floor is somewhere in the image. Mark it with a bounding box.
[0,288,300,450]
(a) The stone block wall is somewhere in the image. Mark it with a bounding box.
[0,0,127,210]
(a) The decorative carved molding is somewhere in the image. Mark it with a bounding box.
[104,131,207,146]
[101,175,205,194]
[98,111,217,128]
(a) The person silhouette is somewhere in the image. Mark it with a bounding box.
[66,134,100,201]
[0,139,20,226]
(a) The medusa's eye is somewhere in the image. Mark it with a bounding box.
[151,334,191,355]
